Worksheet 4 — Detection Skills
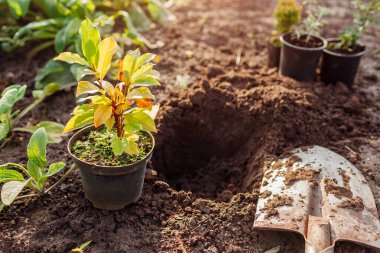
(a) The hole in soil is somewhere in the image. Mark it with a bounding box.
[152,80,328,201]
[152,84,259,200]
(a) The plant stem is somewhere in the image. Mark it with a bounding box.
[45,164,76,193]
[13,97,43,126]
[15,193,37,201]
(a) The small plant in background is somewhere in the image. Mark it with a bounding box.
[55,19,159,157]
[72,241,92,253]
[296,0,331,42]
[0,0,173,91]
[334,0,380,52]
[0,128,74,212]
[271,0,302,46]
[0,83,65,148]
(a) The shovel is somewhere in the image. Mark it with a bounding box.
[254,145,380,253]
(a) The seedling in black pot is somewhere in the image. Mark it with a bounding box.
[279,0,330,81]
[55,19,160,210]
[321,0,379,87]
[268,0,302,68]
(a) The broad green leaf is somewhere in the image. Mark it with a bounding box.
[76,81,100,97]
[130,2,154,32]
[147,0,175,24]
[96,37,118,80]
[15,121,65,144]
[79,19,100,67]
[91,95,112,106]
[0,123,10,142]
[26,128,47,180]
[0,169,24,183]
[64,104,94,133]
[6,0,31,19]
[35,60,73,89]
[132,76,160,86]
[54,17,81,53]
[74,67,94,81]
[124,136,139,155]
[0,85,26,114]
[54,52,90,67]
[135,53,156,70]
[43,82,61,96]
[45,162,65,177]
[122,49,141,82]
[131,63,154,81]
[2,84,26,101]
[94,105,112,128]
[111,136,124,156]
[127,87,155,99]
[1,180,27,205]
[124,109,157,132]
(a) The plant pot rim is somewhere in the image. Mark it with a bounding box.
[67,125,155,170]
[280,32,327,51]
[323,38,366,58]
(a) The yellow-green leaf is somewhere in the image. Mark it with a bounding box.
[94,105,112,128]
[76,81,100,97]
[105,116,115,130]
[127,87,155,99]
[54,52,90,67]
[122,49,141,82]
[124,109,157,132]
[79,19,100,67]
[96,37,118,80]
[64,107,94,133]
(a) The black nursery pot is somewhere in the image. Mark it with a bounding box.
[279,32,327,81]
[321,39,365,87]
[267,41,281,68]
[68,126,155,210]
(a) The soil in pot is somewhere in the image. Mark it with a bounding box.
[72,128,153,166]
[321,40,365,87]
[69,128,155,210]
[280,33,327,82]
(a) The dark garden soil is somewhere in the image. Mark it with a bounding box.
[0,0,380,252]
[286,34,324,48]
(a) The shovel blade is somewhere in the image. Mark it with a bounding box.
[254,145,380,252]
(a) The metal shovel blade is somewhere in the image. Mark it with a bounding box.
[254,145,380,253]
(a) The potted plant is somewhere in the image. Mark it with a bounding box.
[268,0,302,68]
[279,0,329,81]
[54,19,160,210]
[321,0,379,87]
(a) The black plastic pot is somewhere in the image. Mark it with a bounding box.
[321,39,365,87]
[267,41,281,68]
[279,32,327,81]
[68,126,155,210]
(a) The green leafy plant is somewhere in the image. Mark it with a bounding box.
[335,0,380,51]
[55,19,159,156]
[272,0,302,43]
[0,127,73,212]
[0,83,65,148]
[72,241,92,252]
[294,0,331,41]
[0,0,173,89]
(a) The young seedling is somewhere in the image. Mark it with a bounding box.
[0,127,73,212]
[335,0,380,52]
[55,19,159,156]
[295,0,331,42]
[0,83,65,148]
[271,0,302,46]
[72,241,92,253]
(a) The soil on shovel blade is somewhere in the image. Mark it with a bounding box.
[1,0,380,252]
